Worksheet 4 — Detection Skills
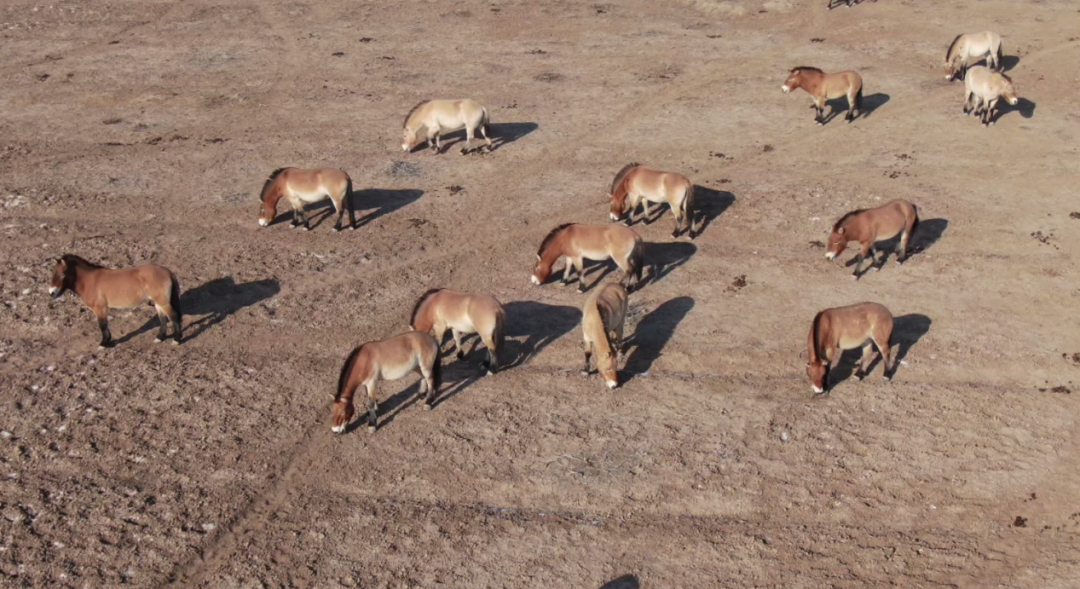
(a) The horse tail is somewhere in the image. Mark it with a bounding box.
[629,237,645,286]
[996,42,1003,71]
[491,309,506,370]
[481,106,490,135]
[169,273,182,320]
[910,202,920,238]
[430,344,443,395]
[684,183,702,237]
[854,85,864,115]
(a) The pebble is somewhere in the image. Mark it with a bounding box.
[780,431,790,442]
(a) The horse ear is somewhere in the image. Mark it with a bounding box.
[536,254,541,261]
[798,349,808,360]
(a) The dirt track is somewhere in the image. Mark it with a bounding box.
[3,0,1080,587]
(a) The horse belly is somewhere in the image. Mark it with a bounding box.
[380,357,419,381]
[292,188,329,204]
[107,292,150,309]
[838,334,869,350]
[434,113,466,132]
[579,246,613,262]
[447,316,477,335]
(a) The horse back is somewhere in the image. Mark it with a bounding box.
[91,264,174,308]
[283,168,348,194]
[826,302,893,350]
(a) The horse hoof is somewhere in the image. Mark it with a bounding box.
[424,403,432,411]
[817,121,825,126]
[367,425,376,433]
[576,288,585,294]
[349,225,356,231]
[580,370,590,377]
[154,338,163,343]
[172,340,180,346]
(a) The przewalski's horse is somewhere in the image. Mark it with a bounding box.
[782,67,864,125]
[945,31,1003,81]
[532,223,644,293]
[963,66,1019,126]
[401,99,492,155]
[257,167,355,231]
[581,282,628,390]
[332,331,441,434]
[826,199,919,279]
[410,288,506,375]
[805,302,894,395]
[608,164,702,239]
[49,254,182,349]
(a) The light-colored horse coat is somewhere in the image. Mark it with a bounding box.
[531,223,644,293]
[609,164,701,239]
[826,199,919,279]
[805,302,894,394]
[581,282,628,390]
[945,31,1003,81]
[963,66,1019,126]
[782,67,864,124]
[257,167,355,231]
[49,254,182,349]
[410,288,506,375]
[332,331,441,434]
[402,99,492,155]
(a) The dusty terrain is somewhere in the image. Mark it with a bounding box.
[2,0,1080,587]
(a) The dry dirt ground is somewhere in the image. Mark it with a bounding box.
[2,0,1080,587]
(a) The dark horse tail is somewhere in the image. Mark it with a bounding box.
[854,86,864,116]
[996,42,1004,71]
[490,311,506,372]
[481,106,491,136]
[345,173,355,228]
[910,203,920,239]
[684,183,702,238]
[169,273,182,321]
[430,345,443,400]
[629,238,645,288]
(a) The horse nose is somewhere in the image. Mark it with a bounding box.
[606,380,618,389]
[781,85,790,93]
[825,252,835,260]
[48,286,59,296]
[812,385,824,394]
[331,425,344,434]
[530,275,541,286]
[258,218,268,227]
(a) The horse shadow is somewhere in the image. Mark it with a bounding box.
[118,277,281,344]
[600,576,640,589]
[645,241,697,285]
[820,93,889,124]
[693,186,735,235]
[622,297,695,383]
[827,313,931,388]
[353,188,424,228]
[863,218,948,266]
[998,97,1036,122]
[502,301,582,368]
[1000,55,1021,72]
[424,122,539,154]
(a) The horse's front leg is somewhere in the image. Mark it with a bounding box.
[560,257,575,286]
[851,243,871,280]
[365,382,379,432]
[575,257,587,293]
[461,125,474,155]
[94,306,113,349]
[642,200,656,224]
[814,97,826,125]
[452,329,465,359]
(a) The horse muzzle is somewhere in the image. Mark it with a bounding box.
[48,287,60,298]
[401,144,410,153]
[258,218,269,227]
[530,275,541,286]
[781,85,790,93]
[812,385,824,394]
[1009,97,1019,106]
[606,380,618,390]
[331,424,345,434]
[609,213,620,221]
[824,252,836,260]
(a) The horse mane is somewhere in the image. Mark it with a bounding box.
[945,34,963,61]
[808,311,824,363]
[260,168,288,203]
[537,223,574,257]
[410,288,443,327]
[999,72,1013,83]
[403,99,432,128]
[60,254,103,269]
[610,163,640,194]
[832,209,865,232]
[792,66,823,74]
[336,344,366,400]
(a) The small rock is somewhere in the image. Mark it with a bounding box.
[780,431,790,442]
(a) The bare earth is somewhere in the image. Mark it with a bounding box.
[2,0,1080,587]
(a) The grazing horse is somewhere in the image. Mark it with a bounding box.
[410,288,506,375]
[257,167,355,231]
[332,331,441,434]
[826,199,919,279]
[805,302,894,394]
[608,164,702,239]
[945,32,1003,81]
[532,223,644,293]
[49,254,182,349]
[581,282,628,390]
[963,66,1019,126]
[401,99,492,155]
[782,67,863,125]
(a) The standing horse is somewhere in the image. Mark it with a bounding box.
[332,331,441,434]
[805,302,894,394]
[826,199,919,279]
[49,254,182,349]
[257,167,355,231]
[945,32,1003,81]
[410,288,506,375]
[581,282,628,390]
[782,67,864,125]
[401,99,492,155]
[963,66,1019,126]
[531,223,644,293]
[608,164,702,239]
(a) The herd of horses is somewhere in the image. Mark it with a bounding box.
[46,29,1018,434]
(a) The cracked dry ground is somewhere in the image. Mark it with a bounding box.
[2,0,1080,587]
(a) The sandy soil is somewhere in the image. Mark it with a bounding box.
[2,0,1080,587]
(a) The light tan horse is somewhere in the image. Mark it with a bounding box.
[945,31,1003,81]
[805,302,894,395]
[581,282,628,390]
[257,167,355,231]
[826,199,919,279]
[332,331,441,434]
[608,164,702,239]
[410,288,506,375]
[782,67,863,125]
[531,223,644,293]
[963,66,1019,127]
[49,254,182,349]
[401,99,492,155]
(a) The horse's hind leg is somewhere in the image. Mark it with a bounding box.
[461,125,474,155]
[452,329,466,359]
[873,334,893,380]
[365,382,379,432]
[854,342,876,380]
[153,305,170,342]
[480,332,498,375]
[93,306,113,349]
[479,123,493,151]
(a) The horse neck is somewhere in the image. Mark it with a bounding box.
[611,176,631,207]
[802,74,822,95]
[412,301,436,332]
[263,179,286,208]
[70,264,100,299]
[540,234,570,270]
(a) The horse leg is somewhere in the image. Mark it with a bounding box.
[852,242,871,280]
[365,382,379,432]
[641,200,656,225]
[854,343,875,380]
[290,206,302,228]
[153,305,170,342]
[452,329,465,360]
[561,257,575,286]
[575,257,587,293]
[479,123,493,151]
[874,335,893,380]
[581,340,593,376]
[479,332,498,375]
[94,306,113,349]
[898,226,911,263]
[461,125,474,155]
[331,194,346,232]
[963,90,973,115]
[987,98,999,126]
[815,98,826,125]
[420,363,437,407]
[433,323,449,351]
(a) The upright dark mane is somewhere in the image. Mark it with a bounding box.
[260,167,288,203]
[410,288,444,327]
[792,66,823,74]
[610,163,640,194]
[832,209,866,232]
[537,223,575,257]
[336,344,366,400]
[60,254,103,269]
[403,99,432,128]
[808,311,824,363]
[945,34,963,62]
[999,72,1013,83]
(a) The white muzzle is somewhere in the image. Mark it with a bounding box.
[825,252,835,260]
[258,218,268,227]
[606,380,618,389]
[781,85,790,93]
[331,425,345,434]
[48,287,59,296]
[812,385,824,394]
[609,213,619,221]
[531,275,541,286]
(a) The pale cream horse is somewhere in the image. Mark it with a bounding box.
[581,282,629,390]
[608,164,702,239]
[963,66,1019,126]
[401,99,492,155]
[257,167,355,231]
[410,288,506,375]
[945,32,1003,81]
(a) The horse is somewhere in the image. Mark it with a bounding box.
[581,282,628,390]
[945,32,1003,81]
[608,164,702,239]
[410,288,506,375]
[782,67,863,125]
[963,66,1019,126]
[827,0,877,8]
[804,302,894,395]
[257,167,355,231]
[332,331,441,434]
[49,254,182,349]
[401,99,492,155]
[531,223,644,293]
[826,199,919,279]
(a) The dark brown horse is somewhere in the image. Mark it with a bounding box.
[826,199,919,279]
[805,302,894,394]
